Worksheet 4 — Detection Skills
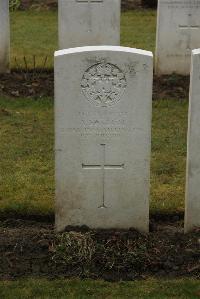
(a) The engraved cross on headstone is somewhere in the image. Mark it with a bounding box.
[76,0,103,33]
[179,14,200,51]
[82,144,124,208]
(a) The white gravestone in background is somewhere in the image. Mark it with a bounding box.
[185,49,200,233]
[58,0,121,49]
[55,46,153,232]
[156,0,200,75]
[0,0,10,73]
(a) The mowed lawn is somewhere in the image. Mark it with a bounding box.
[10,9,156,68]
[0,278,199,299]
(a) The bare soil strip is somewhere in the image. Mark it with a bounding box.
[0,71,189,100]
[0,217,199,281]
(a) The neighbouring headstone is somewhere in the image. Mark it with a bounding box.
[58,0,121,49]
[55,46,153,232]
[0,0,10,73]
[185,49,200,233]
[155,0,200,75]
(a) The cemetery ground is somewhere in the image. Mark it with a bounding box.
[0,8,199,298]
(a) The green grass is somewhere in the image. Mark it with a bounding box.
[0,278,199,299]
[151,99,188,213]
[0,97,188,216]
[10,9,156,68]
[121,10,156,52]
[0,97,54,216]
[11,10,58,68]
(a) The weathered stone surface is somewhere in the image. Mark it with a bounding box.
[156,0,200,75]
[55,46,153,232]
[58,0,121,49]
[185,49,200,232]
[0,0,10,73]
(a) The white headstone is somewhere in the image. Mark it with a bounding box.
[185,49,200,233]
[55,46,153,233]
[0,0,10,73]
[58,0,121,49]
[155,0,200,75]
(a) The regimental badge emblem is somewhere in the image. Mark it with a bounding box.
[81,63,127,107]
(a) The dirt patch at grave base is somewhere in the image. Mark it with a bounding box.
[0,71,190,100]
[153,74,189,100]
[0,71,54,99]
[0,217,199,281]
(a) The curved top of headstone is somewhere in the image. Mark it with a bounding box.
[54,46,153,58]
[192,48,200,55]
